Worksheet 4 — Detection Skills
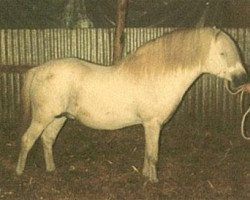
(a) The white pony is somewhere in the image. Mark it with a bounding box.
[16,27,248,182]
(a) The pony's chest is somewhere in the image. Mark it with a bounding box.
[135,82,187,121]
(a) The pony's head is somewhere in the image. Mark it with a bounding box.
[206,29,248,87]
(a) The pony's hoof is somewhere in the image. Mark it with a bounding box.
[148,176,159,183]
[46,166,56,172]
[142,169,158,183]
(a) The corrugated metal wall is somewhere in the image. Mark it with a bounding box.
[0,28,250,126]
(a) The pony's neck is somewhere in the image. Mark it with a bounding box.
[160,66,202,100]
[177,66,202,87]
[134,65,203,123]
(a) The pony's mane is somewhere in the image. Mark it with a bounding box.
[117,27,219,77]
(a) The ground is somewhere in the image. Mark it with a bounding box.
[0,115,249,200]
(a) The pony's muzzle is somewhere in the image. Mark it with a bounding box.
[231,72,249,88]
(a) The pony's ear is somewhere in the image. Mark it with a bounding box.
[214,28,221,41]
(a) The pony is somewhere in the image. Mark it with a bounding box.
[16,27,248,182]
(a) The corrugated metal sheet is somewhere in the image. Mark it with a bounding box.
[0,29,115,66]
[0,28,249,126]
[1,28,249,65]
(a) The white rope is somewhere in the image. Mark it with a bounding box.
[241,106,250,140]
[225,80,243,95]
[224,81,250,140]
[240,91,244,114]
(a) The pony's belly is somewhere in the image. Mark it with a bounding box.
[76,110,141,130]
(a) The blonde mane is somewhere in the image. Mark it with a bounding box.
[117,27,219,77]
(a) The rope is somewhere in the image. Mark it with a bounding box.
[241,106,250,140]
[225,80,242,95]
[224,81,244,113]
[224,81,250,140]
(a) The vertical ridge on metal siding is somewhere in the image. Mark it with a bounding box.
[90,29,96,63]
[6,30,13,65]
[25,30,32,65]
[96,29,102,64]
[62,29,67,58]
[31,30,38,65]
[0,30,5,64]
[77,29,82,60]
[86,29,91,61]
[12,30,19,65]
[1,73,7,123]
[13,73,20,122]
[0,74,3,121]
[109,28,114,65]
[37,30,43,64]
[8,73,14,121]
[71,29,77,58]
[103,29,111,65]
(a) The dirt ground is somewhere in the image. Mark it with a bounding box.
[0,115,249,200]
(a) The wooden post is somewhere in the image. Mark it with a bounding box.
[113,0,129,64]
[196,1,210,28]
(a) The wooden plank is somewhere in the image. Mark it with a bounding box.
[113,0,129,64]
[0,65,33,73]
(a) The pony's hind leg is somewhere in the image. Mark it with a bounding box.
[16,118,53,175]
[142,120,161,183]
[41,117,67,172]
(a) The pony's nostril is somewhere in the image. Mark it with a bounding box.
[232,73,249,87]
[241,73,249,83]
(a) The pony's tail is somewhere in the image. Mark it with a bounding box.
[20,68,36,128]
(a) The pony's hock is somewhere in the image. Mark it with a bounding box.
[16,27,248,182]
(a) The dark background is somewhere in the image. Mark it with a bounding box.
[0,0,249,28]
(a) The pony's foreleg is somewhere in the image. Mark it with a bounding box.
[142,120,161,183]
[16,119,52,175]
[41,117,67,172]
